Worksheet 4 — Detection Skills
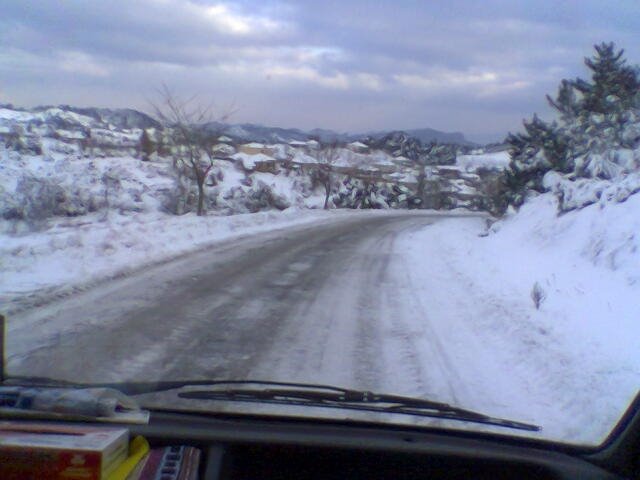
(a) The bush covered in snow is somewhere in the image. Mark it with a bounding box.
[367,131,465,165]
[0,151,177,230]
[501,42,640,213]
[332,177,420,209]
[542,170,640,212]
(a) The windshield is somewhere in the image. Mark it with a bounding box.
[1,0,639,448]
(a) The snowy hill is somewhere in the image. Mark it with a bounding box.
[0,104,498,225]
[54,106,160,130]
[0,105,159,130]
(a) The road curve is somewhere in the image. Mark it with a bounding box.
[6,213,461,393]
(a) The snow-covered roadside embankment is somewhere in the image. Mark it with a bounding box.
[398,189,640,444]
[0,208,346,315]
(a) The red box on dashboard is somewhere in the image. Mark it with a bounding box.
[0,421,128,480]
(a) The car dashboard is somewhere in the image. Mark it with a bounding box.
[124,409,625,479]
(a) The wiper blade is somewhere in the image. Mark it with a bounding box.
[3,377,539,432]
[177,385,538,432]
[3,377,356,396]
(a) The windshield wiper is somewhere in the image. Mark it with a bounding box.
[3,377,539,432]
[174,381,539,432]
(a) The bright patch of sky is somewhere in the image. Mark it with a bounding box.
[1,0,639,142]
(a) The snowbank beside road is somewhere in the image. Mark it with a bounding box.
[0,208,346,314]
[1,208,459,315]
[402,190,640,444]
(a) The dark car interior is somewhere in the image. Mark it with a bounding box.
[106,391,640,480]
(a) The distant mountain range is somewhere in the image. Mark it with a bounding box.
[363,128,471,146]
[208,122,474,146]
[0,104,476,146]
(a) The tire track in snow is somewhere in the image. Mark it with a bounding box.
[246,216,437,391]
[400,259,467,404]
[372,224,470,406]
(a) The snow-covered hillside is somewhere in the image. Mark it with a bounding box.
[431,101,640,442]
[0,104,495,224]
[403,85,640,442]
[0,149,325,223]
[403,183,640,443]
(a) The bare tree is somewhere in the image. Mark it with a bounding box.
[139,129,155,161]
[315,141,341,209]
[151,85,230,216]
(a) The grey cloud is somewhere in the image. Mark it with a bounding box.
[1,0,294,65]
[1,0,639,139]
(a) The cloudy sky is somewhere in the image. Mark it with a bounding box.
[1,1,639,142]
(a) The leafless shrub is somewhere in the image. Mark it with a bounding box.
[531,282,547,310]
[314,140,341,209]
[101,171,121,221]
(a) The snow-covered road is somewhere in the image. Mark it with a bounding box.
[6,213,449,385]
[5,211,638,445]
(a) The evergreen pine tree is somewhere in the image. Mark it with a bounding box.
[546,79,581,121]
[574,42,640,114]
[501,42,640,211]
[505,114,569,200]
